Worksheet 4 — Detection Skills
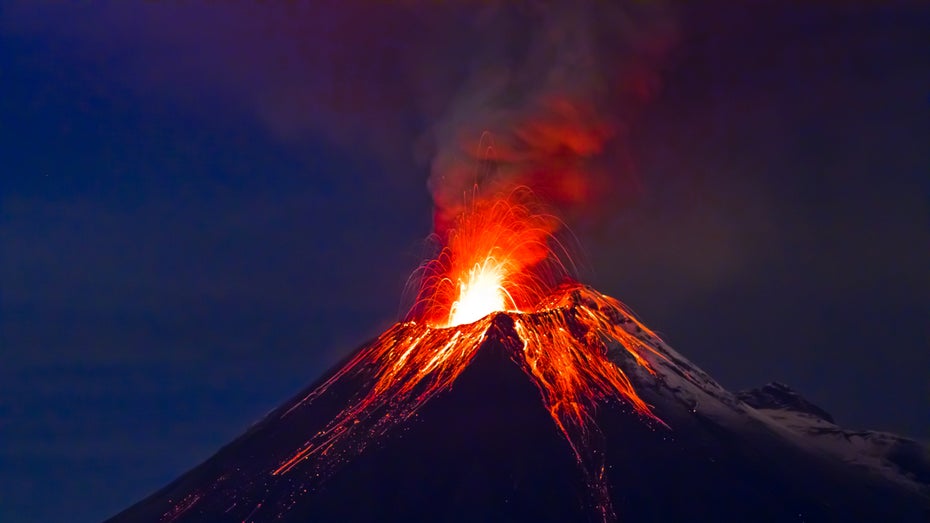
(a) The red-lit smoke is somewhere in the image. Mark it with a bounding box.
[425,1,677,231]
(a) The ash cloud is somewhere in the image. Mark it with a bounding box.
[3,0,677,229]
[422,2,677,229]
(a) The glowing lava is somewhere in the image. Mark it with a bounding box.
[447,260,510,326]
[273,194,668,522]
[411,190,566,328]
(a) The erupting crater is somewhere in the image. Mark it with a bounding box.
[272,194,669,521]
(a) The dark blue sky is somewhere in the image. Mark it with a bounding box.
[2,2,928,522]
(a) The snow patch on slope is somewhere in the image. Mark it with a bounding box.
[739,383,930,492]
[601,302,928,495]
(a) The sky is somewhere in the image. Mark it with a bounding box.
[2,2,928,522]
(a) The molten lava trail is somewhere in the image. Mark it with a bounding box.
[273,316,493,477]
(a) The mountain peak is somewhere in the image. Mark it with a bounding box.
[107,286,930,522]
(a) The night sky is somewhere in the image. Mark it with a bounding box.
[2,2,928,522]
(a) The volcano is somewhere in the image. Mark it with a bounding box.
[108,283,928,523]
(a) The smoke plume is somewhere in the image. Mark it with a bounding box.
[421,2,678,231]
[4,0,676,229]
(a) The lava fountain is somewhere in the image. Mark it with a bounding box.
[411,189,567,327]
[273,191,668,522]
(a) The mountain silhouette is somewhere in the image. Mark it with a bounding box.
[108,286,929,522]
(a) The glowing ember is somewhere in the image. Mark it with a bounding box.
[273,194,667,522]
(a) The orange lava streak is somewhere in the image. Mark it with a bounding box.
[272,317,493,476]
[512,287,671,521]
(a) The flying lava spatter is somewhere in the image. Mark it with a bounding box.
[272,191,668,521]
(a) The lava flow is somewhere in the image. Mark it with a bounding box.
[273,193,668,522]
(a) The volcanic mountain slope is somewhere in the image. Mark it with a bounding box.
[108,285,929,523]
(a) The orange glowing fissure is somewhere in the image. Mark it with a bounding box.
[273,193,668,521]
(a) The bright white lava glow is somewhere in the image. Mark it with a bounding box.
[446,260,514,327]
